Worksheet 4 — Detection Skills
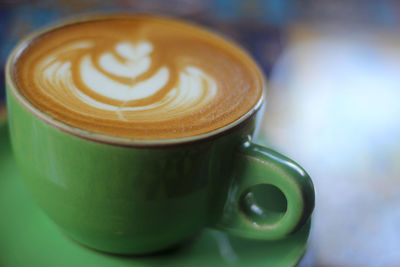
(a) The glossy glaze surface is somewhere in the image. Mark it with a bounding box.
[6,72,314,254]
[0,123,311,266]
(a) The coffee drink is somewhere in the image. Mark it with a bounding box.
[13,15,264,139]
[7,15,314,256]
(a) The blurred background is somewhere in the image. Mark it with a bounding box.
[1,0,400,266]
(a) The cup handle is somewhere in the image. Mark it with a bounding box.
[215,141,315,239]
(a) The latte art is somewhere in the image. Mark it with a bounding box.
[14,16,263,139]
[39,40,217,121]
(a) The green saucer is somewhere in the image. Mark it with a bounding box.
[0,123,310,267]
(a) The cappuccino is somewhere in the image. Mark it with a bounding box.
[14,15,264,139]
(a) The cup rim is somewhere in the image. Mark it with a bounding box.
[5,13,266,147]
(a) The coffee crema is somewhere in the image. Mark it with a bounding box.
[14,15,264,139]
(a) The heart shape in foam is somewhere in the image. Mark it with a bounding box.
[40,40,217,121]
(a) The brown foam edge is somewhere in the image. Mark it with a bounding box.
[5,13,266,148]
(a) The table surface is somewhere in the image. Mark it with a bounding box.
[1,1,400,266]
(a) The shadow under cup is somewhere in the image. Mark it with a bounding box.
[5,19,315,255]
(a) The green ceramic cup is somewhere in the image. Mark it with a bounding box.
[5,19,314,255]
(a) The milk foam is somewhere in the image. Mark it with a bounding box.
[38,41,217,120]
